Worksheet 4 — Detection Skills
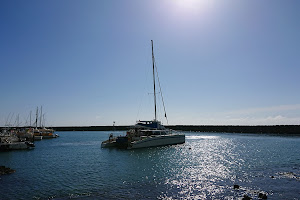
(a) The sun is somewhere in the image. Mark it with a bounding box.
[173,0,213,13]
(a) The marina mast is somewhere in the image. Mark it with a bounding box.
[35,107,38,129]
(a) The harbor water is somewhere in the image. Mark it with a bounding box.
[0,131,299,199]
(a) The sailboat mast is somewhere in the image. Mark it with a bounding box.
[151,40,157,121]
[39,106,42,128]
[30,110,32,127]
[35,107,38,129]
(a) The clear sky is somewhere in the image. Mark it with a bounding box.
[1,0,300,126]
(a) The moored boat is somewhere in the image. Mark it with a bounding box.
[0,132,35,151]
[0,141,35,151]
[34,135,43,140]
[101,133,117,148]
[39,128,58,139]
[32,106,59,139]
[102,40,185,149]
[34,128,58,139]
[127,121,185,149]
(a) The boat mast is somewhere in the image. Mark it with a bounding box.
[151,40,157,122]
[35,107,38,129]
[39,106,43,128]
[30,110,32,127]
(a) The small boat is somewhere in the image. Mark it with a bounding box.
[101,133,117,148]
[15,128,34,142]
[0,141,35,151]
[32,106,59,139]
[34,128,58,139]
[34,135,43,140]
[102,40,185,149]
[39,128,58,139]
[0,133,35,151]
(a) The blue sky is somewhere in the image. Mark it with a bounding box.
[1,0,300,126]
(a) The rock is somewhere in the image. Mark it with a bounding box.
[0,166,16,175]
[258,193,267,199]
[242,194,252,200]
[271,176,274,178]
[233,184,240,189]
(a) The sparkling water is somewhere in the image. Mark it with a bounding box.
[0,131,299,199]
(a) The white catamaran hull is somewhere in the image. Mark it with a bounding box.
[129,134,185,149]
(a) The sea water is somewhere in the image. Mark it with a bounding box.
[0,131,299,200]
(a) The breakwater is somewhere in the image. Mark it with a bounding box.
[2,125,299,134]
[44,125,300,134]
[166,125,300,134]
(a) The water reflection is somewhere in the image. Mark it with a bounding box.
[159,135,245,199]
[114,133,299,199]
[186,135,220,140]
[1,132,299,199]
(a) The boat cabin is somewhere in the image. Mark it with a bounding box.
[135,120,165,129]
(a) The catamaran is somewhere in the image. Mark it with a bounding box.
[101,40,185,149]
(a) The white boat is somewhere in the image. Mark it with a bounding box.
[0,133,35,151]
[0,141,35,150]
[102,40,185,149]
[34,135,43,140]
[130,134,185,149]
[127,121,185,149]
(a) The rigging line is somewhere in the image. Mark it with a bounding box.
[154,59,169,125]
[5,112,11,126]
[24,116,28,127]
[8,113,14,127]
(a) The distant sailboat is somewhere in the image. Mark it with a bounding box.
[33,106,58,140]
